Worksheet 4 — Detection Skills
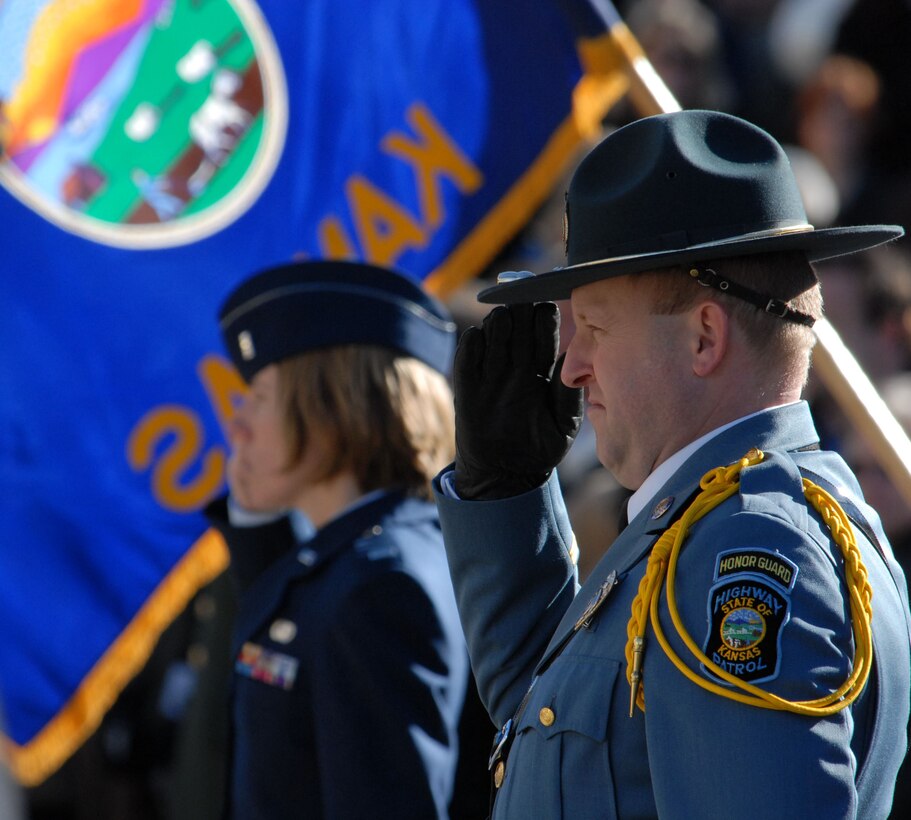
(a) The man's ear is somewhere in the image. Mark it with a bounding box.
[690,301,729,377]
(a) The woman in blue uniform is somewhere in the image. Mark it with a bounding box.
[206,259,469,819]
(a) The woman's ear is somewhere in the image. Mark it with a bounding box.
[690,300,729,378]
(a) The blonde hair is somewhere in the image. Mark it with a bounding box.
[275,345,454,500]
[636,252,822,383]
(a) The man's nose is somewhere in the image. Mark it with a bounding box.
[560,337,590,388]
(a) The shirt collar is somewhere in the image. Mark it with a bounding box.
[626,403,797,523]
[291,488,387,542]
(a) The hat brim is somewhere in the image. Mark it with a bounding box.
[478,225,904,304]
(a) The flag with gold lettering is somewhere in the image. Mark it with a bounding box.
[0,0,636,782]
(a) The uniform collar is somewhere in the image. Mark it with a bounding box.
[289,489,386,543]
[626,402,799,523]
[294,489,403,565]
[632,400,818,536]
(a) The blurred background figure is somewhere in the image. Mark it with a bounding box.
[815,245,911,385]
[794,54,882,228]
[833,0,911,236]
[626,0,733,111]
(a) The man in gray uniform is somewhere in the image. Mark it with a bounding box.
[434,109,911,819]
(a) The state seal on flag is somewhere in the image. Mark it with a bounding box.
[0,0,287,248]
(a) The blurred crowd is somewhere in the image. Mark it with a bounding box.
[10,0,911,817]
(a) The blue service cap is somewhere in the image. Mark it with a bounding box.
[218,260,457,382]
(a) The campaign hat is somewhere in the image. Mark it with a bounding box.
[218,260,457,381]
[479,110,904,305]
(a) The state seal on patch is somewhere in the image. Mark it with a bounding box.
[720,605,765,651]
[702,547,797,685]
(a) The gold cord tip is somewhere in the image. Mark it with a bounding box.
[629,636,645,717]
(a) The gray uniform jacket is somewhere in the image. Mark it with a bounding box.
[433,402,911,819]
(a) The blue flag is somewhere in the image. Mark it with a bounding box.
[0,0,635,783]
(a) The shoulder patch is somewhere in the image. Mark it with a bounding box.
[703,559,792,684]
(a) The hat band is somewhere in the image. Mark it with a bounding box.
[688,267,816,327]
[569,222,815,269]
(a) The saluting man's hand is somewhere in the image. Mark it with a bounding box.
[453,302,583,500]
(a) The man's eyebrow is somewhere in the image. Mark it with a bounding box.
[574,307,606,324]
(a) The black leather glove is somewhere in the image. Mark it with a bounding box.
[453,302,584,500]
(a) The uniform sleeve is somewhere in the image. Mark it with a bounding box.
[433,469,579,727]
[643,504,860,819]
[309,571,461,819]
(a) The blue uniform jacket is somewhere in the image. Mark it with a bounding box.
[219,491,469,819]
[434,402,911,819]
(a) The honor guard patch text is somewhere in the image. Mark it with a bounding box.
[714,547,798,591]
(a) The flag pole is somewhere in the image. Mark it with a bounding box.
[609,19,911,507]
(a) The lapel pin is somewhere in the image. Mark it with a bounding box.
[651,496,674,519]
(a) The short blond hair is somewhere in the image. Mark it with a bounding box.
[635,252,822,383]
[275,345,454,500]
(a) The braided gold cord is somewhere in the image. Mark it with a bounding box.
[625,449,874,716]
[626,531,675,715]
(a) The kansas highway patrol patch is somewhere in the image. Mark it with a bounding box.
[702,548,798,684]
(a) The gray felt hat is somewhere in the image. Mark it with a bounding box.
[479,110,903,305]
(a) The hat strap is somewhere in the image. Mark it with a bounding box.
[688,268,816,327]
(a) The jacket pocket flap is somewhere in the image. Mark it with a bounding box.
[516,654,620,742]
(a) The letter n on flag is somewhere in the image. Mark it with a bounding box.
[0,0,650,784]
